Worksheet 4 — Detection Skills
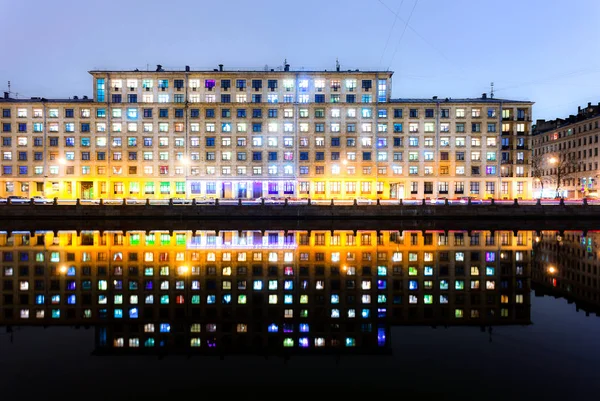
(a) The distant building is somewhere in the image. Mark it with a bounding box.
[532,102,600,198]
[0,63,533,200]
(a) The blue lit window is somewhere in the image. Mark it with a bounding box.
[19,166,27,175]
[424,266,434,276]
[114,309,123,318]
[268,323,279,333]
[222,294,232,304]
[299,338,309,348]
[253,280,263,290]
[160,323,170,333]
[96,108,106,118]
[51,309,60,319]
[35,295,45,305]
[284,294,293,304]
[127,108,138,119]
[331,294,339,304]
[409,280,418,290]
[361,309,370,318]
[129,308,138,318]
[207,295,216,304]
[299,324,309,333]
[160,295,169,304]
[377,266,387,276]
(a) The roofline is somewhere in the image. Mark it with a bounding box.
[88,70,394,75]
[0,98,93,103]
[390,98,533,104]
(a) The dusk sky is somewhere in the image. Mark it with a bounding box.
[1,0,599,121]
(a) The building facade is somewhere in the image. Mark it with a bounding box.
[0,64,533,200]
[532,102,600,199]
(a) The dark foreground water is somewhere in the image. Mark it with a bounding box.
[1,227,600,400]
[1,294,599,400]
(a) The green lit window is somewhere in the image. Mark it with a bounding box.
[408,266,418,276]
[51,252,60,262]
[144,267,153,276]
[98,280,107,290]
[144,182,154,195]
[238,294,247,304]
[191,295,201,304]
[130,234,140,246]
[160,182,170,194]
[175,234,186,246]
[144,338,155,347]
[283,338,294,347]
[455,280,465,290]
[145,234,155,246]
[160,234,170,245]
[176,181,185,194]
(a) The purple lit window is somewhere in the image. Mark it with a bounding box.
[268,182,279,195]
[67,280,76,291]
[145,280,153,290]
[205,79,216,89]
[378,308,387,318]
[299,338,309,348]
[486,252,496,262]
[284,267,294,276]
[283,323,294,333]
[377,280,387,290]
[377,327,386,346]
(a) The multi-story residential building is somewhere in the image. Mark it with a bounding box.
[0,64,533,200]
[532,102,600,198]
[0,228,531,354]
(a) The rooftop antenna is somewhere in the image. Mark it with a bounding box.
[490,82,494,99]
[336,58,340,72]
[7,81,10,93]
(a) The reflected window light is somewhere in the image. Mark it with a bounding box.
[331,309,340,318]
[348,309,356,318]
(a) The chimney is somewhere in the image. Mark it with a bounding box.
[3,92,8,99]
[83,96,88,100]
[185,65,190,72]
[284,61,290,72]
[588,102,592,108]
[482,93,487,99]
[73,95,78,100]
[432,96,438,100]
[218,64,223,72]
[156,64,162,72]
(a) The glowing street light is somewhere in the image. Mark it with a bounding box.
[547,266,557,275]
[548,157,557,165]
[58,158,66,165]
[179,265,189,275]
[58,265,67,274]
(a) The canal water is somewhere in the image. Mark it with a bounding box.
[0,227,599,400]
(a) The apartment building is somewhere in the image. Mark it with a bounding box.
[0,228,531,353]
[532,102,600,199]
[0,64,533,200]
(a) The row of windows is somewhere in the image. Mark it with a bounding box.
[1,106,528,121]
[106,78,379,91]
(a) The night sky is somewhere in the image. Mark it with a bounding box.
[1,0,600,120]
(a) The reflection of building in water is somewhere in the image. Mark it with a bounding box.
[533,230,600,314]
[0,229,532,354]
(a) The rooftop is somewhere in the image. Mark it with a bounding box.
[390,96,532,104]
[0,96,93,103]
[88,64,393,75]
[534,101,600,134]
